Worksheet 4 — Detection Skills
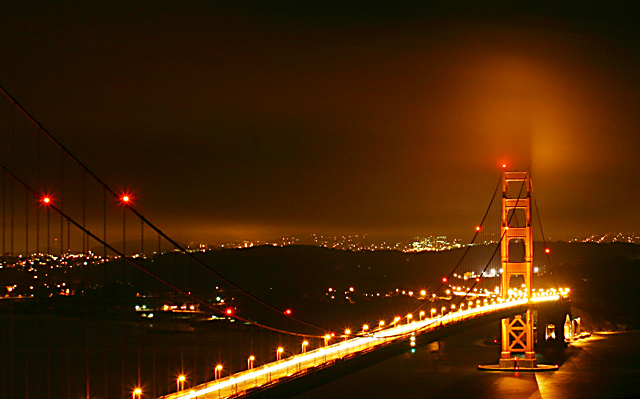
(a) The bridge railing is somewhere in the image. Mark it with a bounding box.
[159,295,561,399]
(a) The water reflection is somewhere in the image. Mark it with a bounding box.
[295,325,640,399]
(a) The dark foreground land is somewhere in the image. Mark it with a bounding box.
[0,242,638,398]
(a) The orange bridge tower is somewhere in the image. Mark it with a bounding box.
[499,170,536,368]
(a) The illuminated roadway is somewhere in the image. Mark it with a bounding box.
[159,294,563,399]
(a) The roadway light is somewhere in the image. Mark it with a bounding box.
[132,388,142,399]
[362,324,369,332]
[276,347,284,361]
[248,355,255,369]
[177,375,186,391]
[214,365,223,380]
[301,340,309,353]
[324,334,331,346]
[379,320,385,328]
[419,311,425,320]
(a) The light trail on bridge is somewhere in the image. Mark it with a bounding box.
[159,294,563,399]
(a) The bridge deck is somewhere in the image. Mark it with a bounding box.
[159,295,560,399]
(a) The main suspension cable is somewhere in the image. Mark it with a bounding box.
[0,85,325,332]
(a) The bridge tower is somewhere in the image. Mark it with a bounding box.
[499,170,536,368]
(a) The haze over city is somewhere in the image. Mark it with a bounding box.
[2,1,639,245]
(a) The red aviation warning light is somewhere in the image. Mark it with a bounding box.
[42,196,51,205]
[120,192,133,205]
[476,226,481,232]
[225,308,234,316]
[442,277,448,283]
[284,309,292,315]
[475,277,481,283]
[545,248,551,254]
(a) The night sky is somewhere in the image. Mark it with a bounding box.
[2,1,639,243]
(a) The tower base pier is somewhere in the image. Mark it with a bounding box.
[478,362,558,372]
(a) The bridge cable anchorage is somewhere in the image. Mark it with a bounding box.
[0,85,326,334]
[0,162,323,339]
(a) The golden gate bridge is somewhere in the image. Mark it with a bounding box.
[0,86,572,399]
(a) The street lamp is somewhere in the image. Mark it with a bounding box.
[378,320,385,329]
[214,365,223,380]
[419,310,425,320]
[276,347,284,361]
[177,375,186,391]
[344,329,351,340]
[132,388,142,399]
[301,340,309,353]
[406,314,413,324]
[247,355,255,369]
[362,324,369,333]
[324,334,332,346]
